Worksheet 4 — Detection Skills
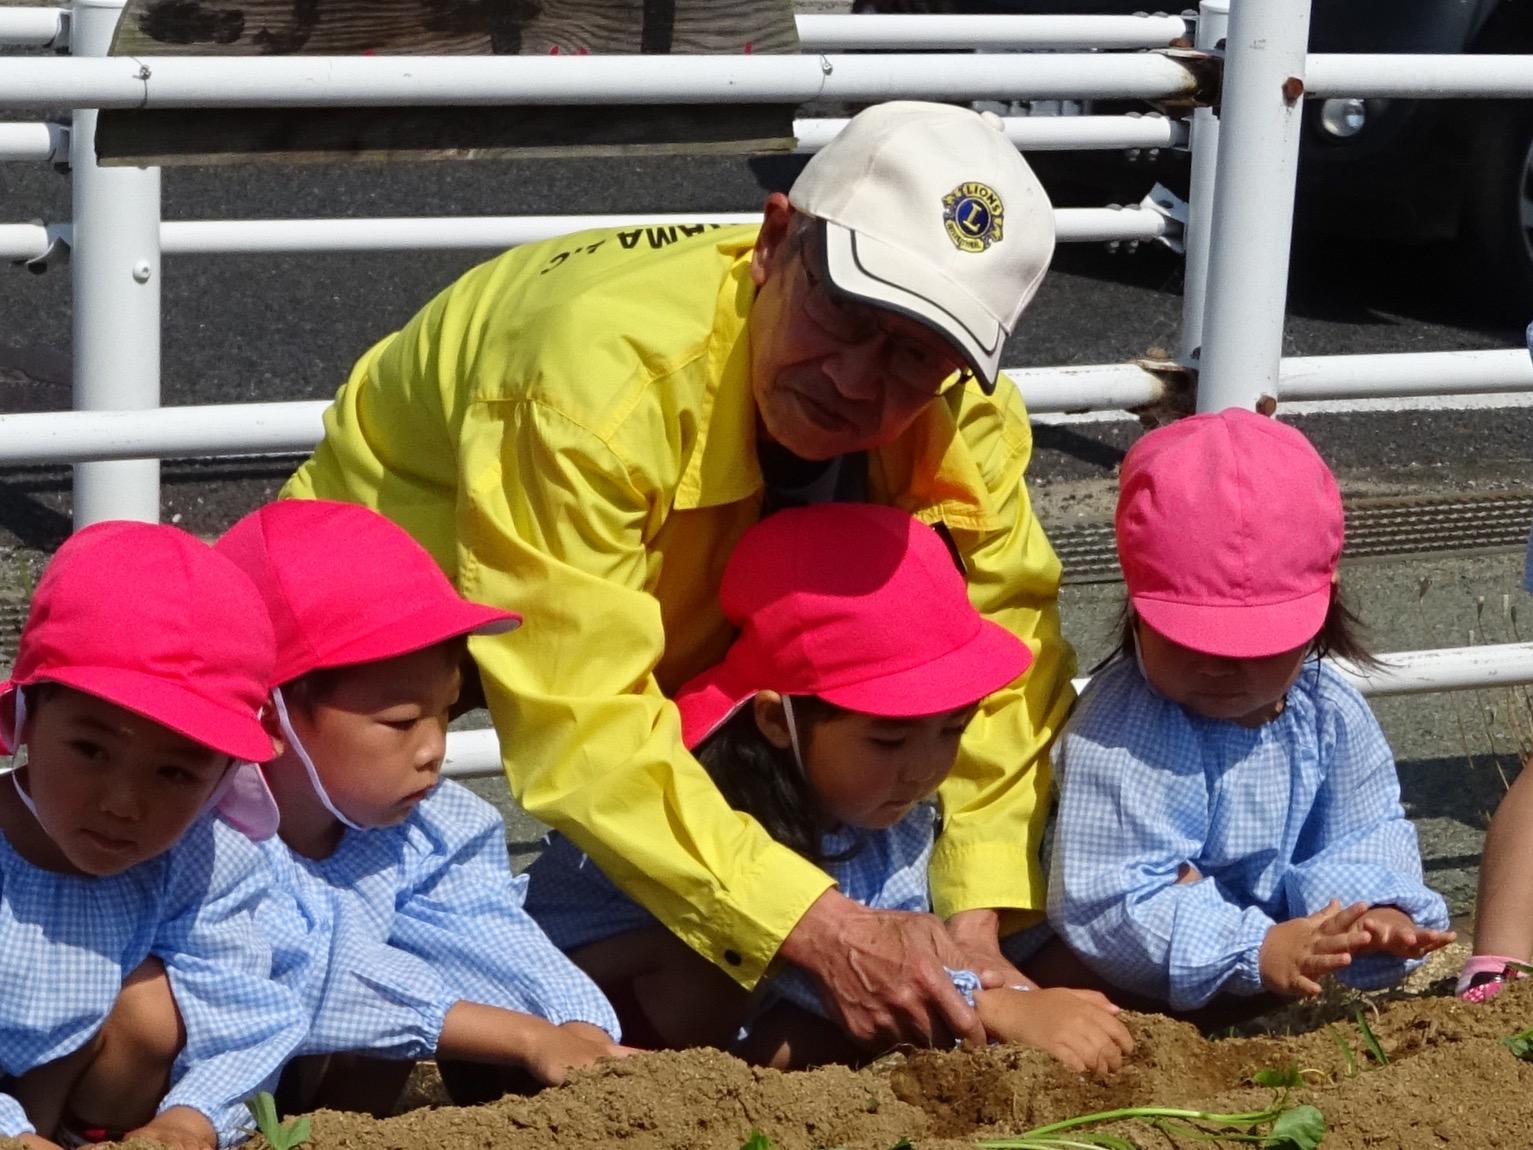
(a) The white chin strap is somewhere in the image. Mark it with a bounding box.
[4,688,37,820]
[272,686,366,832]
[781,694,806,773]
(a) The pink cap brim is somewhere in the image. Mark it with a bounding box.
[675,619,1031,749]
[0,669,274,763]
[1133,585,1332,660]
[302,599,520,679]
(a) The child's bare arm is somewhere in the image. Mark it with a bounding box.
[1259,900,1370,997]
[974,987,1133,1076]
[437,1001,635,1086]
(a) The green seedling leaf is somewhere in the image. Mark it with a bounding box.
[888,1139,916,1150]
[1263,1104,1325,1150]
[741,1131,777,1150]
[1352,1005,1389,1066]
[1250,1065,1303,1089]
[1502,1026,1533,1060]
[1325,1024,1358,1078]
[243,1092,311,1150]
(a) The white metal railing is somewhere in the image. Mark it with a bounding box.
[3,2,1533,747]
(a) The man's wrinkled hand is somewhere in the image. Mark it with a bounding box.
[779,889,985,1050]
[945,907,1032,990]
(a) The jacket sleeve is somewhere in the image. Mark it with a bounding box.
[1047,684,1273,1010]
[157,820,309,1148]
[454,396,836,989]
[928,379,1077,927]
[389,786,621,1038]
[1282,683,1449,989]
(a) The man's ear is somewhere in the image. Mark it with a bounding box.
[751,690,794,750]
[749,193,795,288]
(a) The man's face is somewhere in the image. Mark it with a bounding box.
[749,204,972,461]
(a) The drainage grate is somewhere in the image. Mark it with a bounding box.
[1053,492,1533,585]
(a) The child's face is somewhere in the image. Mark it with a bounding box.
[285,643,460,829]
[21,686,230,875]
[1136,621,1309,725]
[801,704,975,831]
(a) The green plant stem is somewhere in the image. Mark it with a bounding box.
[977,1103,1282,1146]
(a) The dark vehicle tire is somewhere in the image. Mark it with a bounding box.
[1458,101,1533,324]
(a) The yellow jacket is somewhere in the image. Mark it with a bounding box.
[284,222,1076,987]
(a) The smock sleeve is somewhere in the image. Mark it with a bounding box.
[0,1093,33,1139]
[156,818,308,1148]
[1048,668,1274,1010]
[389,784,620,1038]
[1282,674,1449,989]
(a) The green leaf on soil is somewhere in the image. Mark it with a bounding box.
[1325,1024,1358,1078]
[741,1131,777,1150]
[1250,1065,1303,1089]
[243,1092,311,1150]
[1352,1006,1389,1066]
[1263,1104,1325,1149]
[1502,1026,1533,1060]
[888,1139,916,1150]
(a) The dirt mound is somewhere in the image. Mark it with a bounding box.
[13,980,1533,1150]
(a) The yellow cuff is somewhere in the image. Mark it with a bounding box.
[665,845,837,989]
[928,838,1045,923]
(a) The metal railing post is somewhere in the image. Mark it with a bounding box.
[69,0,162,525]
[1177,0,1228,365]
[1193,0,1311,411]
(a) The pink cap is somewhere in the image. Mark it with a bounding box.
[674,504,1031,749]
[1116,408,1343,659]
[216,500,520,685]
[0,521,277,764]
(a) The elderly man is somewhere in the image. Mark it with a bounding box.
[283,100,1075,1052]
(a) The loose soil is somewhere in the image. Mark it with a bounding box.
[12,957,1533,1150]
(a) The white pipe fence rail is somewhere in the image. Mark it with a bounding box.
[3,3,1533,716]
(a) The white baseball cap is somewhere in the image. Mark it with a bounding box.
[788,100,1056,393]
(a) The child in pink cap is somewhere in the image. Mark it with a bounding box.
[0,522,305,1150]
[215,500,627,1118]
[1044,408,1453,1016]
[524,503,1133,1074]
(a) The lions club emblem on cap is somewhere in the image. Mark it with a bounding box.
[943,182,1005,253]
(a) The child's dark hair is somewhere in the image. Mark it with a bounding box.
[280,635,471,709]
[693,694,857,864]
[1109,581,1380,671]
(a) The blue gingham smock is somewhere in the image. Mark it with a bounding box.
[524,801,983,1016]
[1048,656,1449,1012]
[0,813,306,1145]
[258,779,618,1061]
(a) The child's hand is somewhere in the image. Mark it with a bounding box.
[975,987,1134,1076]
[522,1020,637,1087]
[1356,906,1456,959]
[125,1105,218,1150]
[1259,899,1370,997]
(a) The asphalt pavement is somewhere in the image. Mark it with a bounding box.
[2,140,1531,928]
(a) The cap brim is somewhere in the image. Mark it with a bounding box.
[12,666,276,762]
[307,600,521,678]
[1133,587,1331,660]
[674,661,759,750]
[819,619,1032,716]
[820,220,1005,393]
